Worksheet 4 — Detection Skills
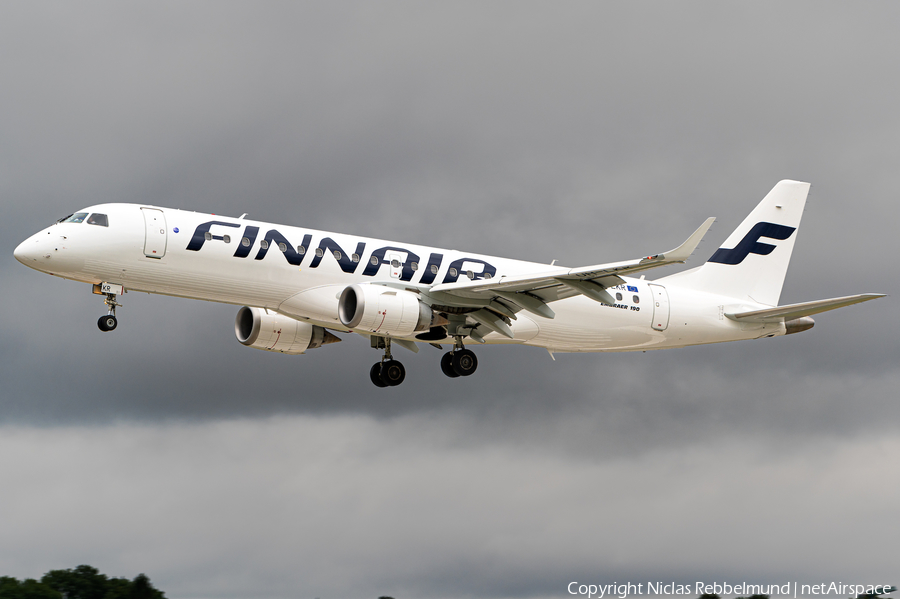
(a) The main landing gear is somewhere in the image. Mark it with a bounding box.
[440,336,478,378]
[370,336,406,388]
[368,335,480,387]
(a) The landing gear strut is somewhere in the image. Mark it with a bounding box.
[97,292,120,332]
[441,335,478,378]
[370,336,406,387]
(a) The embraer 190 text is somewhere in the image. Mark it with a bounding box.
[14,180,884,387]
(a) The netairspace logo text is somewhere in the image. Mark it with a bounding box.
[566,582,893,599]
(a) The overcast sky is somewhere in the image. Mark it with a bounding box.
[1,3,898,599]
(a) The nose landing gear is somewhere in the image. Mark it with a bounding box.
[93,283,123,332]
[98,313,118,332]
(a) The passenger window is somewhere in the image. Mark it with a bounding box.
[633,295,640,304]
[61,212,88,224]
[615,292,623,301]
[87,213,108,227]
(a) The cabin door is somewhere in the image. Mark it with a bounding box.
[648,283,670,331]
[142,208,167,258]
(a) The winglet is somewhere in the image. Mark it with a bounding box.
[657,217,716,263]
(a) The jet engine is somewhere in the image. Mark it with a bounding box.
[235,306,340,354]
[338,284,440,337]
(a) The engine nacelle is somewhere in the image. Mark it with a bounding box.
[338,284,435,337]
[235,306,339,354]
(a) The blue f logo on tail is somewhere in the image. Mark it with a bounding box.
[708,222,796,265]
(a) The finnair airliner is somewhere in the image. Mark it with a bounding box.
[14,180,883,387]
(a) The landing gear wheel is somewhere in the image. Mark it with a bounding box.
[440,352,460,378]
[380,360,406,386]
[98,314,118,332]
[370,363,388,388]
[452,349,477,377]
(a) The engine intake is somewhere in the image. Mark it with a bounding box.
[235,306,340,354]
[339,284,439,337]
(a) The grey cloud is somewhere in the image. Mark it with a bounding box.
[1,420,897,599]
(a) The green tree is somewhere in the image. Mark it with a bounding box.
[41,565,108,599]
[0,576,62,599]
[4,569,164,599]
[100,578,131,599]
[127,575,164,599]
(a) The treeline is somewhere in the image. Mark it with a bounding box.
[0,565,165,599]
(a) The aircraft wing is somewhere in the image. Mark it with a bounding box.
[428,217,716,318]
[726,293,887,322]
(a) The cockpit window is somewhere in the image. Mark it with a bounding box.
[87,213,108,227]
[60,212,89,224]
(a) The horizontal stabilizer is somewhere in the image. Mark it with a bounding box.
[726,293,886,322]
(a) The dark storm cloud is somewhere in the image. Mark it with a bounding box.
[1,2,898,598]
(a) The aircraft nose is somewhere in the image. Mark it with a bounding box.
[14,238,34,264]
[14,234,45,265]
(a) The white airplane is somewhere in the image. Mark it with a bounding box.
[14,180,884,387]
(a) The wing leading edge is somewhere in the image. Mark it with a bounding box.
[428,217,716,319]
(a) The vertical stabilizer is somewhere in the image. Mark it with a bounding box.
[666,180,810,306]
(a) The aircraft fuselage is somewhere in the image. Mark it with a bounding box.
[14,202,775,355]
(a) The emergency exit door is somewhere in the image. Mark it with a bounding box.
[648,283,670,331]
[388,251,403,278]
[142,208,167,258]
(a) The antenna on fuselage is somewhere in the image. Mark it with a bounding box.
[239,213,248,219]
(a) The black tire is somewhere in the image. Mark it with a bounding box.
[440,352,460,378]
[98,315,117,332]
[452,349,478,377]
[380,360,406,386]
[370,363,388,388]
